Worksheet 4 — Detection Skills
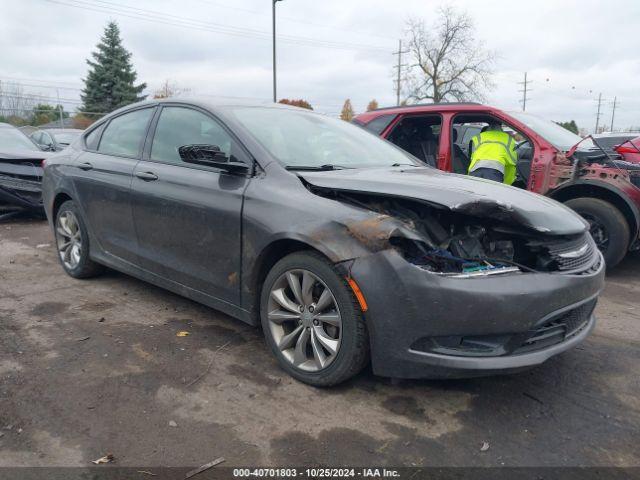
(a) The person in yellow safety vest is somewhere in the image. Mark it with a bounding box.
[467,121,518,185]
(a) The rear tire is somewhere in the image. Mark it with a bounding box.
[564,197,629,269]
[54,200,104,278]
[260,251,369,387]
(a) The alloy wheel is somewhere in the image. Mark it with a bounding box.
[267,269,342,372]
[584,214,609,252]
[56,211,82,270]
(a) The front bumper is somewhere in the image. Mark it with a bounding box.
[0,164,43,210]
[350,249,605,379]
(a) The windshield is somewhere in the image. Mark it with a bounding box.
[0,127,41,151]
[54,132,80,145]
[230,107,422,169]
[508,111,594,151]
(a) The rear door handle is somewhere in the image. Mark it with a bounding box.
[77,162,93,171]
[135,171,158,181]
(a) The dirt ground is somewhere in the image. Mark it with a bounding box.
[1,216,639,468]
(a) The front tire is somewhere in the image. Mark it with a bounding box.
[54,200,104,278]
[565,197,630,269]
[260,251,369,387]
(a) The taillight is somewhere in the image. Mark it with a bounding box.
[616,146,639,154]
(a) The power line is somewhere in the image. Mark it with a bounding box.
[0,108,106,114]
[192,0,397,41]
[42,0,391,54]
[0,93,83,104]
[517,72,533,111]
[0,80,82,92]
[0,76,82,88]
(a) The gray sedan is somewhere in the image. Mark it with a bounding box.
[41,99,604,386]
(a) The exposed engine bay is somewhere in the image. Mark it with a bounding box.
[313,188,599,277]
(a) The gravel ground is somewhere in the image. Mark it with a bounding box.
[1,216,639,468]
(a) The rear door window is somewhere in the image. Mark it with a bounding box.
[387,115,442,167]
[98,108,154,157]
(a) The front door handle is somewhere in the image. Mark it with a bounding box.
[135,171,158,181]
[77,162,93,171]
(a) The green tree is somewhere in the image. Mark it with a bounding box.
[80,21,146,117]
[30,104,68,126]
[340,99,355,121]
[366,99,379,111]
[556,120,579,134]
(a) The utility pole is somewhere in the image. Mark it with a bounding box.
[56,88,63,128]
[517,72,533,111]
[595,92,603,133]
[610,96,617,132]
[272,0,283,103]
[392,39,409,106]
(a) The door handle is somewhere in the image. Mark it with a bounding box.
[135,171,158,181]
[77,162,93,171]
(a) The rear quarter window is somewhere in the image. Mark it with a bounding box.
[84,123,106,150]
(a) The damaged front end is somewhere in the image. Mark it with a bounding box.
[0,156,45,210]
[297,169,604,378]
[313,188,600,278]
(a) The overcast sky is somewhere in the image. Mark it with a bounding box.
[1,0,639,132]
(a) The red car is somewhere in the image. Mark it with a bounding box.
[615,136,640,164]
[354,103,640,269]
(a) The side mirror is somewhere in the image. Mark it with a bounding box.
[178,144,248,173]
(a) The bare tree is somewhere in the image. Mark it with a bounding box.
[153,79,190,99]
[0,81,37,120]
[403,7,494,103]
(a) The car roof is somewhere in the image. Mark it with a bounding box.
[355,102,496,124]
[0,122,17,129]
[592,132,640,138]
[94,97,314,125]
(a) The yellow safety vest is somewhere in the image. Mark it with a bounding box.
[468,130,518,185]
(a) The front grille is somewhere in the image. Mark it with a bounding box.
[545,234,597,272]
[514,299,596,354]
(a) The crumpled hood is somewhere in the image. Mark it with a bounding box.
[300,167,588,235]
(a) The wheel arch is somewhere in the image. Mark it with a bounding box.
[246,237,337,323]
[52,191,74,222]
[549,180,640,243]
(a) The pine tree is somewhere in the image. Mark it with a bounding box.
[340,99,355,121]
[366,99,379,111]
[81,22,146,117]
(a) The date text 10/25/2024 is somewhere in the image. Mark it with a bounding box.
[233,468,400,478]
